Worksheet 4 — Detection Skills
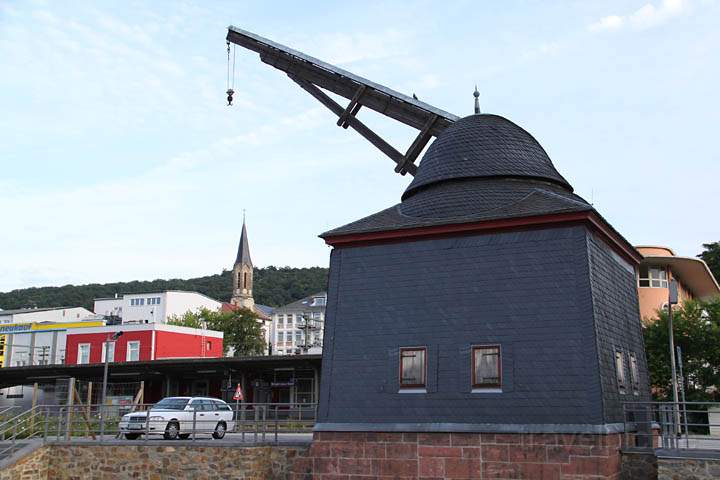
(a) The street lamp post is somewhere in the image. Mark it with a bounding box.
[667,279,680,441]
[99,331,123,438]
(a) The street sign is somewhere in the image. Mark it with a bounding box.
[232,384,244,401]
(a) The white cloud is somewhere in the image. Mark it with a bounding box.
[589,0,687,32]
[589,15,625,31]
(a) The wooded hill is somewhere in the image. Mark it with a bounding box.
[0,267,329,311]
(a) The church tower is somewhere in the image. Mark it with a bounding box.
[231,220,255,310]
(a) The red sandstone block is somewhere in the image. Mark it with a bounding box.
[338,457,378,476]
[561,455,621,477]
[314,457,340,475]
[588,445,614,457]
[546,445,589,463]
[418,433,451,446]
[332,442,365,458]
[520,463,561,480]
[367,432,404,443]
[525,434,558,445]
[509,445,546,463]
[483,461,522,479]
[402,432,418,443]
[378,458,418,476]
[461,447,481,459]
[450,433,481,446]
[310,442,333,458]
[363,443,387,459]
[386,443,418,459]
[318,475,350,480]
[557,434,607,447]
[419,457,444,478]
[445,458,481,479]
[418,446,462,458]
[483,433,522,445]
[482,444,509,462]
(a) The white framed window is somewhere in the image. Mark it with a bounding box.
[101,341,115,363]
[77,344,91,365]
[312,296,326,306]
[277,315,284,326]
[287,314,294,326]
[126,341,140,362]
[638,266,668,288]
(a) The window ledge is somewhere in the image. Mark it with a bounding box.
[472,388,503,394]
[398,388,427,394]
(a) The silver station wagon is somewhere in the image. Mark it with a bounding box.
[119,397,235,440]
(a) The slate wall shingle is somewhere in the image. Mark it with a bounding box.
[317,226,622,427]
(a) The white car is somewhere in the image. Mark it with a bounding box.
[118,397,236,440]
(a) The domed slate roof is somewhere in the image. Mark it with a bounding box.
[403,114,572,200]
[322,113,592,239]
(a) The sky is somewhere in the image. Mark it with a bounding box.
[0,0,718,292]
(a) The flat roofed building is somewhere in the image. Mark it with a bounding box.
[0,307,94,325]
[635,245,720,323]
[64,323,223,365]
[1,318,105,368]
[93,291,222,325]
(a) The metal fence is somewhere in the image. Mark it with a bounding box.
[0,402,316,461]
[623,401,720,451]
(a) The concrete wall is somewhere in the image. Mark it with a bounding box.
[0,443,305,480]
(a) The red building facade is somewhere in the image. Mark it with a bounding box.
[65,324,223,365]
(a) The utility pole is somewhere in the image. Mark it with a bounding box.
[667,279,681,439]
[99,331,123,438]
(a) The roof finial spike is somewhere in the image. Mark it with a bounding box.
[473,85,481,114]
[243,208,246,224]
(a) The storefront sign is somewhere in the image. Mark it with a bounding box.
[270,379,296,387]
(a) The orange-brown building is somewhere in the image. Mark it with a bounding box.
[635,245,720,323]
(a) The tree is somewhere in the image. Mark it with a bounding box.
[0,266,329,310]
[698,242,720,282]
[168,307,267,357]
[643,299,720,401]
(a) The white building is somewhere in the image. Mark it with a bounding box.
[0,307,95,325]
[93,291,222,325]
[270,292,326,355]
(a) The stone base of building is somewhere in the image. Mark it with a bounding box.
[291,431,622,479]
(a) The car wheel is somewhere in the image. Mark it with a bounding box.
[178,434,190,440]
[212,422,226,439]
[124,433,140,440]
[164,421,180,440]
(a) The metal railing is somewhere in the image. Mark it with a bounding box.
[0,402,316,461]
[623,401,720,451]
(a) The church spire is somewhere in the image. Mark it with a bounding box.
[231,217,254,310]
[235,219,252,267]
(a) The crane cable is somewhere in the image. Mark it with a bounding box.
[226,41,235,106]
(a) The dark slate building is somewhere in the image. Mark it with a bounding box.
[309,113,650,477]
